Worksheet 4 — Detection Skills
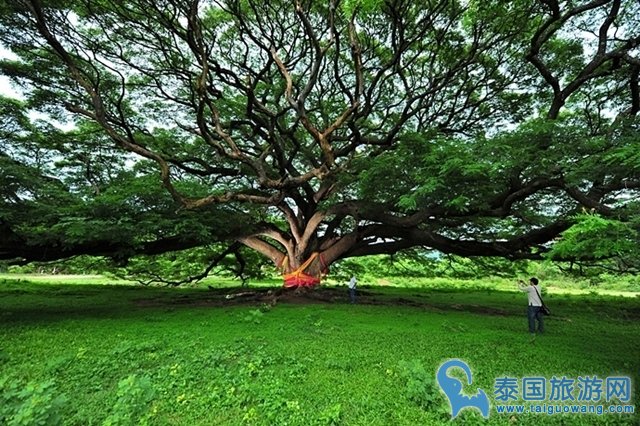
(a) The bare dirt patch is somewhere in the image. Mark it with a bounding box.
[133,287,515,316]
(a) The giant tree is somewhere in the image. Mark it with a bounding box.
[1,0,639,283]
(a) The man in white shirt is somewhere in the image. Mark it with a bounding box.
[348,276,357,304]
[517,277,544,335]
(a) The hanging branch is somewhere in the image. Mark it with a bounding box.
[134,242,245,287]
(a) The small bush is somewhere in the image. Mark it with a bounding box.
[103,374,155,426]
[397,360,443,411]
[0,377,67,426]
[243,309,264,324]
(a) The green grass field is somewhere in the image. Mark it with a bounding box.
[1,275,638,425]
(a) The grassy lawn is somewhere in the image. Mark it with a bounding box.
[0,277,638,425]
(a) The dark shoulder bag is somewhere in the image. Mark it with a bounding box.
[533,285,551,315]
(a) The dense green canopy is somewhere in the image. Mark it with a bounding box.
[0,0,639,278]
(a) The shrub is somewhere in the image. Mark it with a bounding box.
[397,360,443,411]
[103,374,155,426]
[0,377,67,426]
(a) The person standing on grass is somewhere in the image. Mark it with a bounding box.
[348,275,357,304]
[517,277,544,335]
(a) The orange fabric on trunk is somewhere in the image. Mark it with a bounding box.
[280,253,327,288]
